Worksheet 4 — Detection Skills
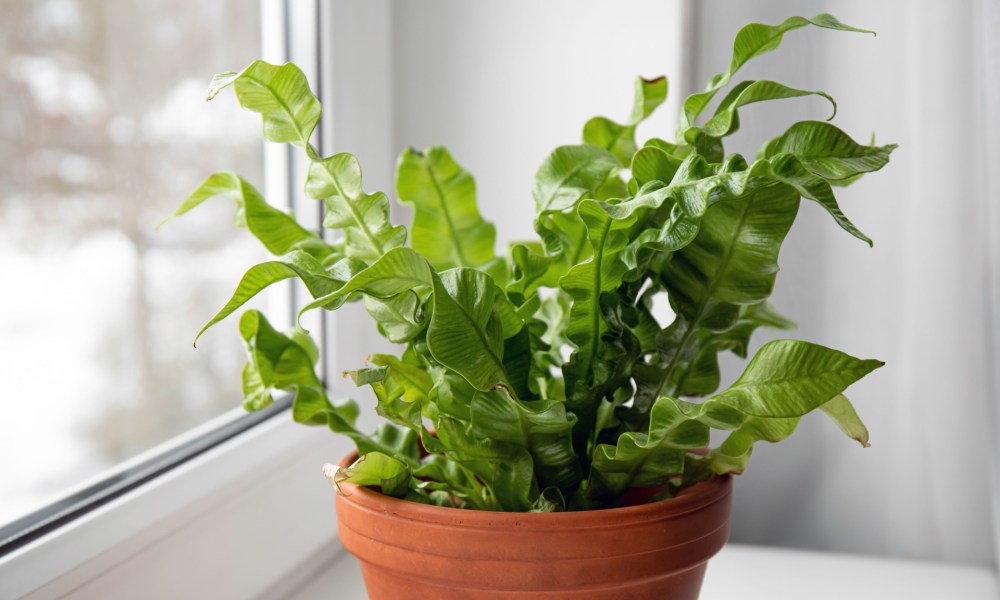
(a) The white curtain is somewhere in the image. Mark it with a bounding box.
[692,0,999,567]
[984,0,1000,573]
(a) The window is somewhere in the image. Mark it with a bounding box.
[0,0,270,543]
[0,3,356,597]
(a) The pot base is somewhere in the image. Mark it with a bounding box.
[359,562,710,599]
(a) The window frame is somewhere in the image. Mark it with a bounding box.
[0,398,291,557]
[0,1,356,597]
[0,410,353,600]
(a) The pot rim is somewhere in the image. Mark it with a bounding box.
[334,451,731,527]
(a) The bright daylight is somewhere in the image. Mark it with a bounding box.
[0,1,998,599]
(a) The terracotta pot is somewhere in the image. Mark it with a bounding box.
[334,452,732,599]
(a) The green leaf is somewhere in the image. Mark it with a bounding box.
[531,487,567,513]
[299,247,433,315]
[558,186,705,453]
[305,152,407,263]
[629,76,670,122]
[426,368,474,424]
[412,454,495,510]
[680,14,873,132]
[396,146,496,269]
[631,146,683,187]
[500,325,534,400]
[426,269,512,391]
[369,353,434,404]
[631,179,805,416]
[208,61,407,264]
[584,76,668,164]
[534,145,622,215]
[763,120,898,181]
[435,416,536,511]
[333,452,411,498]
[349,354,431,436]
[592,290,646,407]
[196,250,345,344]
[623,153,773,221]
[507,242,563,297]
[715,339,884,418]
[160,172,332,259]
[292,390,356,428]
[642,137,693,168]
[760,121,895,245]
[470,388,581,490]
[206,71,239,101]
[702,413,801,475]
[580,396,709,506]
[349,365,389,388]
[690,388,874,476]
[560,199,644,392]
[292,389,402,458]
[368,424,422,463]
[667,343,877,476]
[238,310,321,412]
[649,185,802,403]
[208,61,410,265]
[671,302,796,397]
[238,310,421,466]
[820,393,871,447]
[208,60,320,147]
[773,153,875,244]
[363,292,428,343]
[642,130,891,248]
[532,145,621,261]
[682,79,836,147]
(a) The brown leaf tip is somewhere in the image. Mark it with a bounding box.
[322,463,351,497]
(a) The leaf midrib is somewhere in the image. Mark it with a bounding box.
[243,74,312,148]
[436,283,507,387]
[683,20,812,126]
[318,160,386,256]
[422,160,470,267]
[538,158,614,214]
[307,267,429,310]
[656,198,755,398]
[586,219,613,367]
[732,369,855,394]
[349,272,431,297]
[599,433,672,497]
[241,73,386,258]
[392,371,431,402]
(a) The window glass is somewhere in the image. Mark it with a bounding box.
[0,0,266,526]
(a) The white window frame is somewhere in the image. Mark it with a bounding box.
[0,1,389,597]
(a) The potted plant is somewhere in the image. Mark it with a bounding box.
[162,13,894,599]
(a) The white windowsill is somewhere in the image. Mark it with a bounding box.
[290,543,1000,600]
[0,413,353,600]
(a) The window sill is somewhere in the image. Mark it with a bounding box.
[0,412,352,600]
[289,543,1000,600]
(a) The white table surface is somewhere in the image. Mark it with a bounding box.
[291,543,999,600]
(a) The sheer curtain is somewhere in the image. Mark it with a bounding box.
[986,0,1000,573]
[691,0,999,567]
